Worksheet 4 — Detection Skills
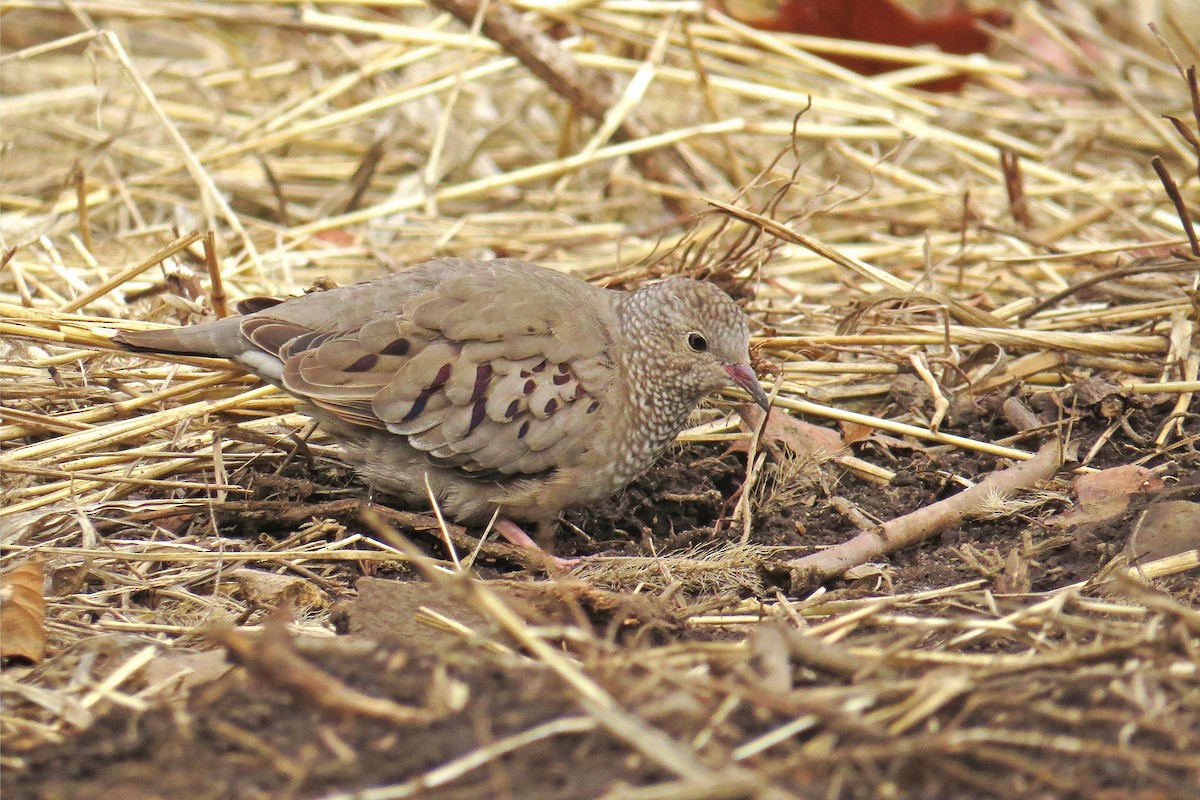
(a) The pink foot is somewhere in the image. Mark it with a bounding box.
[493,519,579,569]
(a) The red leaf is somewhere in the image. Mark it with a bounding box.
[716,0,1010,92]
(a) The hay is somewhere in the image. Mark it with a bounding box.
[2,0,1198,796]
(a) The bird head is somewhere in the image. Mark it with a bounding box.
[621,278,770,411]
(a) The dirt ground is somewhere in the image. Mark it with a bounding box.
[4,389,1198,800]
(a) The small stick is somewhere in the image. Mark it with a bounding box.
[0,248,35,308]
[1150,156,1199,257]
[0,29,100,66]
[1159,64,1200,182]
[424,472,462,571]
[208,619,443,725]
[1164,114,1200,182]
[1014,260,1200,321]
[1149,28,1200,181]
[1189,65,1200,160]
[1000,147,1033,229]
[203,230,229,318]
[787,440,1072,591]
[256,154,291,224]
[59,230,203,313]
[428,0,697,215]
[1147,23,1188,80]
[1001,397,1043,433]
[74,160,94,255]
[314,718,599,800]
[5,260,34,308]
[909,352,948,433]
[343,138,385,214]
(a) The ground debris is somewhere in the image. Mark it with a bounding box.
[3,1,1199,797]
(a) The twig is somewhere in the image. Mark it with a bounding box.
[1150,156,1200,257]
[202,231,229,319]
[208,618,446,725]
[58,230,203,313]
[787,440,1073,591]
[428,0,697,215]
[73,160,93,254]
[1014,260,1200,321]
[1000,148,1033,229]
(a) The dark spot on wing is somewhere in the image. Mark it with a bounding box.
[471,364,493,403]
[430,363,452,389]
[544,398,558,414]
[380,338,411,356]
[586,401,600,414]
[401,388,434,423]
[552,373,570,385]
[505,399,521,419]
[346,353,378,372]
[518,420,530,439]
[468,398,487,433]
[523,379,536,394]
[532,360,548,373]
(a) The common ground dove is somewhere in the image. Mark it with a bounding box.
[115,258,769,560]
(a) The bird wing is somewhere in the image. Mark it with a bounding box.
[240,265,616,479]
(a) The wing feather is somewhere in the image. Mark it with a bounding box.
[233,260,616,479]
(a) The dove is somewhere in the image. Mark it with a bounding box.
[114,258,769,562]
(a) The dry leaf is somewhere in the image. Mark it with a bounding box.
[840,421,875,446]
[1124,501,1200,563]
[230,568,327,611]
[140,649,234,693]
[740,408,844,458]
[843,562,887,580]
[1053,465,1164,527]
[1,559,47,664]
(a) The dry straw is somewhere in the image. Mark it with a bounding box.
[1,0,1198,795]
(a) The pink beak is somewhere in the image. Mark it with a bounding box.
[724,363,770,411]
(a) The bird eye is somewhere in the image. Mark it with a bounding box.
[687,332,708,352]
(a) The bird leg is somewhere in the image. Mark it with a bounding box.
[493,518,579,568]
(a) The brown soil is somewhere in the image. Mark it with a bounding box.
[7,648,665,800]
[5,394,1198,800]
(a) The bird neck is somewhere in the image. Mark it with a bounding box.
[610,289,705,475]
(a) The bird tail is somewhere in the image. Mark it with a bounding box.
[113,316,243,359]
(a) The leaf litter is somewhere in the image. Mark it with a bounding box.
[1,1,1199,797]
